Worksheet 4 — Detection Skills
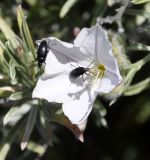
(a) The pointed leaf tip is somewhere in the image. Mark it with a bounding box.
[20,142,27,151]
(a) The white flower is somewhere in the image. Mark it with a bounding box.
[32,24,122,125]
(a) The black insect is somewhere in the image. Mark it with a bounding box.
[36,40,49,68]
[69,60,95,80]
[69,67,90,80]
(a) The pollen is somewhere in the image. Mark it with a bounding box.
[97,64,105,78]
[88,64,105,87]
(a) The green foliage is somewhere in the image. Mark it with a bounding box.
[59,0,79,18]
[132,0,150,4]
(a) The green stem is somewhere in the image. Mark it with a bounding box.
[123,53,150,92]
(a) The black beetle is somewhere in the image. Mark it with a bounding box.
[69,60,95,81]
[36,40,49,68]
[69,67,90,80]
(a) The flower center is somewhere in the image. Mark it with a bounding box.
[97,64,105,78]
[87,64,105,85]
[81,63,105,88]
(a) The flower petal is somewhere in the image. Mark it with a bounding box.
[95,66,122,93]
[44,48,72,75]
[45,37,90,67]
[74,26,96,60]
[62,88,97,124]
[93,24,122,93]
[95,24,122,77]
[33,73,70,103]
[33,39,96,103]
[95,77,119,93]
[33,71,90,103]
[77,119,87,132]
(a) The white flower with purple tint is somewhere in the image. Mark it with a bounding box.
[32,24,122,125]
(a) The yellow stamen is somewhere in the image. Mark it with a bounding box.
[84,64,105,88]
[97,64,105,78]
[88,64,105,87]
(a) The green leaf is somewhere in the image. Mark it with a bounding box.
[124,78,150,96]
[25,0,37,6]
[0,87,14,98]
[0,41,10,75]
[0,143,10,160]
[123,53,150,89]
[131,0,150,4]
[17,5,36,59]
[0,119,24,160]
[16,6,37,81]
[5,40,35,87]
[135,101,150,124]
[59,0,78,18]
[5,41,25,70]
[27,141,47,155]
[127,41,150,52]
[17,5,26,42]
[36,110,55,146]
[21,107,38,150]
[0,43,4,56]
[9,59,16,82]
[126,8,150,18]
[3,103,31,126]
[0,17,19,48]
[93,99,108,127]
[9,91,24,100]
[22,18,35,57]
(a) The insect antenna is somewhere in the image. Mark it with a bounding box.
[64,56,79,69]
[87,60,95,68]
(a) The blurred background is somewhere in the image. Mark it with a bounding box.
[0,0,150,160]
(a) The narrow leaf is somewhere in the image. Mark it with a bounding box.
[0,143,10,160]
[9,91,24,101]
[9,60,16,81]
[27,141,47,155]
[59,0,78,18]
[5,41,25,70]
[0,87,14,98]
[0,119,24,160]
[3,103,31,126]
[17,5,25,43]
[124,78,150,96]
[127,41,150,52]
[21,107,38,150]
[0,17,18,48]
[17,5,36,59]
[131,0,150,4]
[25,0,37,6]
